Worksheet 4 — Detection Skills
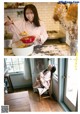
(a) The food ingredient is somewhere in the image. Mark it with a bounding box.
[18,44,27,48]
[20,36,35,43]
[19,31,28,36]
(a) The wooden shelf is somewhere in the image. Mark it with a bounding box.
[4,74,14,93]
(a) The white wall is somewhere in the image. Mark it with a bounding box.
[10,73,32,89]
[24,59,32,80]
[9,59,32,89]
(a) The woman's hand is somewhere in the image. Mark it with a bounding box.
[34,36,42,45]
[36,37,41,43]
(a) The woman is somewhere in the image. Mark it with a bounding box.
[5,4,48,44]
[33,65,56,91]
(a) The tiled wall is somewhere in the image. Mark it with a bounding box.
[33,2,59,31]
[4,2,60,31]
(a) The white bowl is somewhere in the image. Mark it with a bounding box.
[12,44,34,56]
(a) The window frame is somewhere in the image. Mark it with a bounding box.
[4,58,24,74]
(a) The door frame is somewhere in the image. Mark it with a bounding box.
[63,59,78,111]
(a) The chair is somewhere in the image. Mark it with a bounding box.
[36,66,56,101]
[37,79,52,101]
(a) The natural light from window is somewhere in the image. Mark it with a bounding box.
[66,58,78,106]
[5,58,24,73]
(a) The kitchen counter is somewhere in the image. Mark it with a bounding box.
[4,40,70,56]
[47,30,66,39]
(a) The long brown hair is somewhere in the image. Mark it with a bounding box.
[51,66,56,77]
[24,4,40,27]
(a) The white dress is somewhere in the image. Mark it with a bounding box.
[7,19,48,44]
[34,71,51,95]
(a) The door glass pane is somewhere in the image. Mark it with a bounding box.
[66,58,78,106]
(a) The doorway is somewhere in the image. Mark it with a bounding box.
[63,58,78,111]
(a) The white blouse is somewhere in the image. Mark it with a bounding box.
[38,71,51,95]
[39,71,51,89]
[7,19,48,44]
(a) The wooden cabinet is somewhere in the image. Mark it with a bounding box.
[4,74,14,93]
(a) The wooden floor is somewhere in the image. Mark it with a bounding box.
[4,91,31,112]
[4,89,64,112]
[29,90,64,112]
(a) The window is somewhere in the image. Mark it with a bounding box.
[5,58,24,73]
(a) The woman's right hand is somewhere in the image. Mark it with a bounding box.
[4,20,13,26]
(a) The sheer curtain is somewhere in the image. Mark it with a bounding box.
[24,59,32,80]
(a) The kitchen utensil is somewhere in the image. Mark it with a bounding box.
[7,16,21,33]
[12,43,34,56]
[7,15,21,40]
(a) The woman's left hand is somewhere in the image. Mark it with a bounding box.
[33,36,42,45]
[36,37,41,43]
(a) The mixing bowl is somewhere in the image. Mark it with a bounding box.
[20,36,35,43]
[12,43,34,56]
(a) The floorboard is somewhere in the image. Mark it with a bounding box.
[4,91,31,112]
[4,89,64,112]
[28,90,64,112]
